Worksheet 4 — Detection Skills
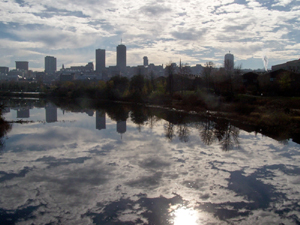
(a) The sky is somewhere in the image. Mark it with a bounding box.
[0,0,299,72]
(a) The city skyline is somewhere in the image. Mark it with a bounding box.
[0,0,299,71]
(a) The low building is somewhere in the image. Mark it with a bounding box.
[0,67,9,75]
[60,74,74,82]
[272,59,300,73]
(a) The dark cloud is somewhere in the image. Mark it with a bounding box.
[223,24,249,32]
[138,157,170,170]
[0,167,31,183]
[126,172,163,188]
[35,156,91,168]
[140,5,171,17]
[171,28,207,41]
[28,165,113,194]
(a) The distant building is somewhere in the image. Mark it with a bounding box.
[96,49,105,73]
[0,67,9,74]
[60,74,74,81]
[143,56,148,66]
[45,56,57,74]
[129,65,148,77]
[36,72,46,83]
[108,66,121,77]
[271,59,300,73]
[224,52,234,71]
[147,63,164,77]
[69,62,94,72]
[190,64,203,76]
[117,44,126,72]
[16,61,28,71]
[8,69,25,77]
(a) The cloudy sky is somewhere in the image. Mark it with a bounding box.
[0,0,299,71]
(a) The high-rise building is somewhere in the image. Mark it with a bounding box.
[224,52,234,71]
[117,44,126,72]
[95,49,105,73]
[16,61,28,71]
[45,56,57,74]
[143,56,148,66]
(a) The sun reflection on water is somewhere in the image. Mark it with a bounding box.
[170,205,199,225]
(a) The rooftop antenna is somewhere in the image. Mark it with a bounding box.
[121,38,122,44]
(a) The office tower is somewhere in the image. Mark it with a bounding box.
[96,49,105,73]
[143,56,148,66]
[45,103,57,123]
[224,52,234,71]
[15,61,28,71]
[117,44,126,72]
[96,111,106,130]
[45,56,57,74]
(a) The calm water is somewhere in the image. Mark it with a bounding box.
[1,99,300,224]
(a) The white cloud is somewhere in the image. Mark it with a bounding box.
[0,0,299,69]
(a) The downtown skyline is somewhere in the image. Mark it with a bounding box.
[0,0,299,72]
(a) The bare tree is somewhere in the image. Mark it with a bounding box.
[202,61,214,90]
[165,62,177,97]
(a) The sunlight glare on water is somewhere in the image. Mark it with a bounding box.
[171,206,199,225]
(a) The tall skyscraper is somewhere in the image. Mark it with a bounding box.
[143,56,148,66]
[117,44,126,72]
[16,61,28,71]
[224,52,234,71]
[45,56,57,74]
[95,49,105,73]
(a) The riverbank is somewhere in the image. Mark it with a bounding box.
[43,92,300,144]
[2,89,300,141]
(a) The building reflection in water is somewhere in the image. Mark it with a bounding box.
[17,108,30,118]
[117,120,126,138]
[96,111,106,130]
[86,110,94,117]
[45,103,57,123]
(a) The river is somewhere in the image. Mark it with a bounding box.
[1,99,300,224]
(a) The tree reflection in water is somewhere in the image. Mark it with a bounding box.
[130,106,149,132]
[197,119,239,151]
[0,105,12,150]
[177,124,189,143]
[164,116,239,150]
[164,122,175,141]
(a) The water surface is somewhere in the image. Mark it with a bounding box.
[1,99,300,224]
